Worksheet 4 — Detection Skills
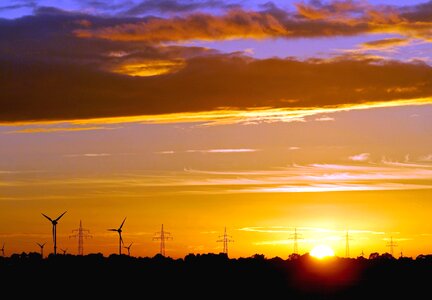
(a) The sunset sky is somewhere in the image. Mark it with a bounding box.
[1,0,432,259]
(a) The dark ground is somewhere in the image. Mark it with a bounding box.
[1,252,431,298]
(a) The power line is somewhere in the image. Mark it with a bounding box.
[386,236,398,257]
[70,220,92,256]
[153,224,173,256]
[217,226,234,256]
[289,228,302,255]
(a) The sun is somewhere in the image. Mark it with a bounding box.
[310,245,335,259]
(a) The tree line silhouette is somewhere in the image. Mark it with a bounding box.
[1,252,432,298]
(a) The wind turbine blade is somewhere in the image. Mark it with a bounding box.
[119,217,126,230]
[119,233,124,245]
[55,211,67,222]
[107,229,118,231]
[41,213,53,222]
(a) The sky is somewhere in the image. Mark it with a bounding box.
[0,0,432,259]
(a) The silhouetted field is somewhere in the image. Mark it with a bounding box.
[1,252,432,298]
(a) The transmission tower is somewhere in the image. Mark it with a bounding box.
[217,226,234,256]
[70,220,92,256]
[386,236,398,257]
[289,228,302,255]
[153,224,172,256]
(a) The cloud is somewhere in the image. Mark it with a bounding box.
[4,161,431,196]
[419,154,432,162]
[186,148,258,153]
[123,0,239,15]
[2,55,432,124]
[156,150,176,154]
[348,153,370,162]
[295,0,368,21]
[75,1,432,43]
[6,126,119,134]
[75,8,370,42]
[155,149,258,154]
[75,9,292,42]
[0,1,36,12]
[315,116,335,121]
[64,153,112,157]
[360,37,413,50]
[1,3,432,125]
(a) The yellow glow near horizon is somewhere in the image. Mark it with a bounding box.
[310,245,335,259]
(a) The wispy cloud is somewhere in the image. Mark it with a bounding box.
[186,148,258,153]
[349,153,370,162]
[360,37,413,50]
[155,150,176,154]
[6,126,120,134]
[419,154,432,162]
[315,116,335,122]
[2,161,432,196]
[155,149,259,154]
[64,153,112,157]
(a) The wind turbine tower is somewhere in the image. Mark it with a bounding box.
[70,220,92,255]
[124,242,133,256]
[108,217,126,255]
[41,211,67,255]
[1,243,5,257]
[153,224,172,256]
[217,226,234,256]
[37,242,46,258]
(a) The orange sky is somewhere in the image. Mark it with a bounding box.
[1,0,432,258]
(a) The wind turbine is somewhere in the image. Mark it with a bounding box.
[37,242,46,258]
[1,242,5,257]
[41,211,67,255]
[124,242,133,256]
[60,248,68,255]
[108,217,126,255]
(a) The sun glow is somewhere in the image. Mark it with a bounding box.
[310,245,335,259]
